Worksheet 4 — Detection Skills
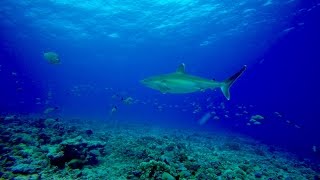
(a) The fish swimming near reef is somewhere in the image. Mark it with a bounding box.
[43,107,59,114]
[141,63,247,100]
[43,51,60,64]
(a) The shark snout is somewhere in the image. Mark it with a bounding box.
[140,79,149,85]
[140,79,155,88]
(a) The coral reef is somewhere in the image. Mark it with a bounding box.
[0,115,319,179]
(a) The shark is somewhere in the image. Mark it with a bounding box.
[140,63,247,100]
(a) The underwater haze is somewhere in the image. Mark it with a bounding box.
[1,0,320,179]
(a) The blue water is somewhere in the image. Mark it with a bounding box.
[0,0,319,162]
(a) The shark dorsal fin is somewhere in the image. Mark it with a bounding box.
[176,63,186,74]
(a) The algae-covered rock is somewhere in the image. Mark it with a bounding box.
[196,172,212,179]
[68,159,85,169]
[165,142,176,151]
[223,142,241,151]
[10,133,34,145]
[185,161,201,173]
[179,170,191,178]
[162,172,175,180]
[222,169,236,179]
[255,171,263,178]
[46,145,65,168]
[10,163,38,174]
[138,160,177,179]
[38,133,51,144]
[238,164,250,172]
[29,174,40,180]
[44,118,57,127]
[46,136,105,168]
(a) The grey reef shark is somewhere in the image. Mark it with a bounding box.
[141,63,247,100]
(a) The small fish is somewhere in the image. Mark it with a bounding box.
[111,94,118,99]
[4,115,16,121]
[259,58,265,64]
[220,102,225,109]
[198,112,212,125]
[250,118,256,122]
[122,97,134,104]
[111,106,117,113]
[44,51,60,64]
[253,121,262,125]
[16,87,23,91]
[213,116,220,120]
[282,27,295,33]
[44,107,59,114]
[251,114,265,120]
[312,145,317,153]
[274,112,282,117]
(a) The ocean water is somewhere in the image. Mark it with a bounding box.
[0,0,320,179]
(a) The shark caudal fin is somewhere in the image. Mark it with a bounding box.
[220,65,247,100]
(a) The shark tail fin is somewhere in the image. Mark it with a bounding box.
[220,65,247,100]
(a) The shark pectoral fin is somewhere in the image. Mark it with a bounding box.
[158,82,170,93]
[160,86,170,94]
[176,63,186,74]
